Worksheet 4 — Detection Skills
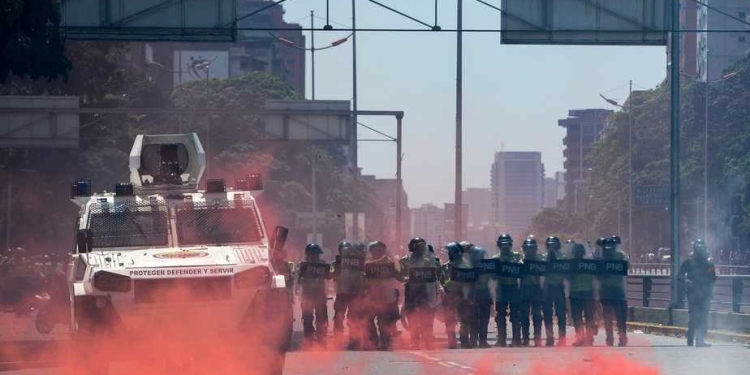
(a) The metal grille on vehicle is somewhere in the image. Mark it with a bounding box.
[134,277,232,303]
[88,200,169,248]
[175,199,264,246]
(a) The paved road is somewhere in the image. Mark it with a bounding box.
[2,332,748,375]
[2,321,748,375]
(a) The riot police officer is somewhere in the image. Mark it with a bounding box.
[468,244,492,348]
[492,234,522,347]
[678,239,717,347]
[598,236,629,347]
[440,242,466,349]
[569,243,596,346]
[543,236,567,346]
[519,236,545,346]
[363,241,400,351]
[333,241,367,349]
[297,243,330,347]
[400,237,441,350]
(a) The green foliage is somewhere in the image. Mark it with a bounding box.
[582,56,750,254]
[526,207,587,241]
[0,0,70,83]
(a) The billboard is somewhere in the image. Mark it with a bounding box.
[0,96,79,148]
[263,100,352,142]
[172,50,230,87]
[501,0,670,45]
[61,0,236,41]
[635,185,670,207]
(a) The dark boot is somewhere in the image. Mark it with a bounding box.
[496,324,507,347]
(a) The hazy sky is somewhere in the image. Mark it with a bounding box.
[281,0,667,207]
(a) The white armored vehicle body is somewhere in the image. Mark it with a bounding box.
[68,134,290,374]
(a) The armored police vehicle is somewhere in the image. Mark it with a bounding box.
[68,134,290,374]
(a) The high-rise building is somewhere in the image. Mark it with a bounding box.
[671,0,750,81]
[543,177,557,208]
[411,204,445,248]
[558,109,613,214]
[462,188,492,226]
[490,152,544,239]
[698,0,750,82]
[555,171,566,204]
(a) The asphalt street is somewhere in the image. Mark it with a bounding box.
[1,309,748,375]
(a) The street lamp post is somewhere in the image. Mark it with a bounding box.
[311,10,316,100]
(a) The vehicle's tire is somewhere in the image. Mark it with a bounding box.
[35,308,54,334]
[72,303,109,375]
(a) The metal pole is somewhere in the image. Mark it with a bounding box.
[455,0,463,241]
[396,115,403,251]
[703,55,709,239]
[629,80,634,247]
[5,184,10,250]
[312,151,318,242]
[618,196,622,237]
[669,0,682,324]
[311,10,316,100]
[351,0,360,240]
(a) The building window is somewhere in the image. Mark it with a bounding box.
[739,11,746,20]
[740,36,747,43]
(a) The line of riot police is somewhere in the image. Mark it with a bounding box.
[277,234,634,350]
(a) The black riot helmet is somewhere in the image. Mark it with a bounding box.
[305,243,323,256]
[445,242,463,262]
[595,237,607,248]
[522,237,538,252]
[338,241,353,254]
[693,238,708,259]
[459,241,474,254]
[545,236,561,250]
[408,237,427,252]
[572,244,586,259]
[353,242,367,253]
[368,241,387,256]
[496,234,513,249]
[603,237,617,250]
[611,235,622,245]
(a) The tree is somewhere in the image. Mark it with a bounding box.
[170,72,369,253]
[584,55,750,258]
[526,207,588,241]
[1,0,70,83]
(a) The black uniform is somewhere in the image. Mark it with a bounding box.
[400,238,440,350]
[569,244,596,346]
[332,242,367,348]
[363,241,400,351]
[678,242,716,347]
[543,247,567,346]
[597,239,629,347]
[520,251,546,346]
[297,245,330,346]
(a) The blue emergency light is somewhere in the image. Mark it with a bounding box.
[71,179,92,198]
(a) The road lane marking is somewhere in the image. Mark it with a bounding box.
[408,351,477,373]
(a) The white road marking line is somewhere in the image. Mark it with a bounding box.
[409,351,477,372]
